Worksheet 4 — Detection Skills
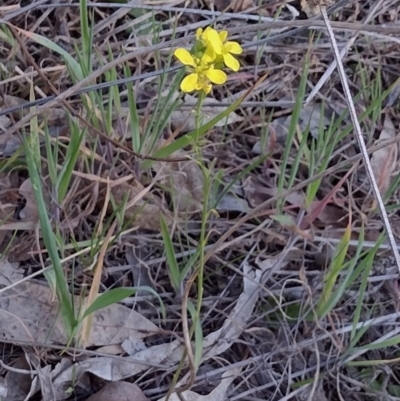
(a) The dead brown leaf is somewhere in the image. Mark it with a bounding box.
[0,114,10,132]
[86,382,149,401]
[243,176,270,208]
[19,178,39,224]
[0,173,17,245]
[110,177,168,230]
[301,0,335,17]
[371,115,398,195]
[3,356,34,401]
[0,260,160,345]
[231,0,254,12]
[207,0,253,11]
[153,150,204,214]
[244,177,347,228]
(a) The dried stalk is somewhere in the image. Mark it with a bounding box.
[321,6,400,274]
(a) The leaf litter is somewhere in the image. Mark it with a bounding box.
[153,148,204,214]
[370,115,398,195]
[85,382,149,401]
[0,258,278,399]
[2,1,400,400]
[0,260,159,346]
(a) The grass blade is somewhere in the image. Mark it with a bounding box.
[82,286,165,319]
[316,220,351,319]
[160,214,181,291]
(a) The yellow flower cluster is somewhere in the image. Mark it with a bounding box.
[174,27,242,94]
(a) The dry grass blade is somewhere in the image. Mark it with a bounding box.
[81,218,117,346]
[320,6,400,273]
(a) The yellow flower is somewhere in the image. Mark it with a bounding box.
[218,31,243,71]
[174,48,226,94]
[196,27,221,54]
[202,28,243,72]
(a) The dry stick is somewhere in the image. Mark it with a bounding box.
[305,0,384,105]
[320,6,400,273]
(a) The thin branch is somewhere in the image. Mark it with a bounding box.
[321,6,400,274]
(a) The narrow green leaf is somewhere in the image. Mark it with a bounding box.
[57,119,86,202]
[21,31,82,80]
[160,214,181,291]
[24,96,75,335]
[123,61,141,152]
[277,56,309,212]
[271,214,295,226]
[141,91,249,170]
[316,222,351,319]
[187,301,203,370]
[353,335,400,352]
[82,286,165,319]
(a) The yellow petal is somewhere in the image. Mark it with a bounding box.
[204,68,226,84]
[196,28,203,40]
[202,47,216,63]
[180,73,198,92]
[174,48,196,67]
[203,84,212,94]
[204,28,222,54]
[223,53,240,72]
[202,27,211,38]
[219,30,228,42]
[224,41,242,55]
[196,81,211,93]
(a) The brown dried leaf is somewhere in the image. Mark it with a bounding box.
[110,178,167,230]
[86,382,149,401]
[232,0,254,12]
[0,174,18,248]
[3,356,34,401]
[244,178,346,226]
[19,178,39,224]
[301,0,335,17]
[0,95,27,114]
[243,176,270,208]
[158,367,240,401]
[0,115,10,131]
[0,260,160,346]
[371,115,398,195]
[207,0,253,11]
[153,150,204,213]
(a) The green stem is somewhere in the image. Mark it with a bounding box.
[165,90,209,401]
[194,91,206,143]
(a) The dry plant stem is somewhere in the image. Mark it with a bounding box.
[177,271,197,396]
[0,359,37,375]
[321,6,400,273]
[305,0,383,105]
[163,268,198,401]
